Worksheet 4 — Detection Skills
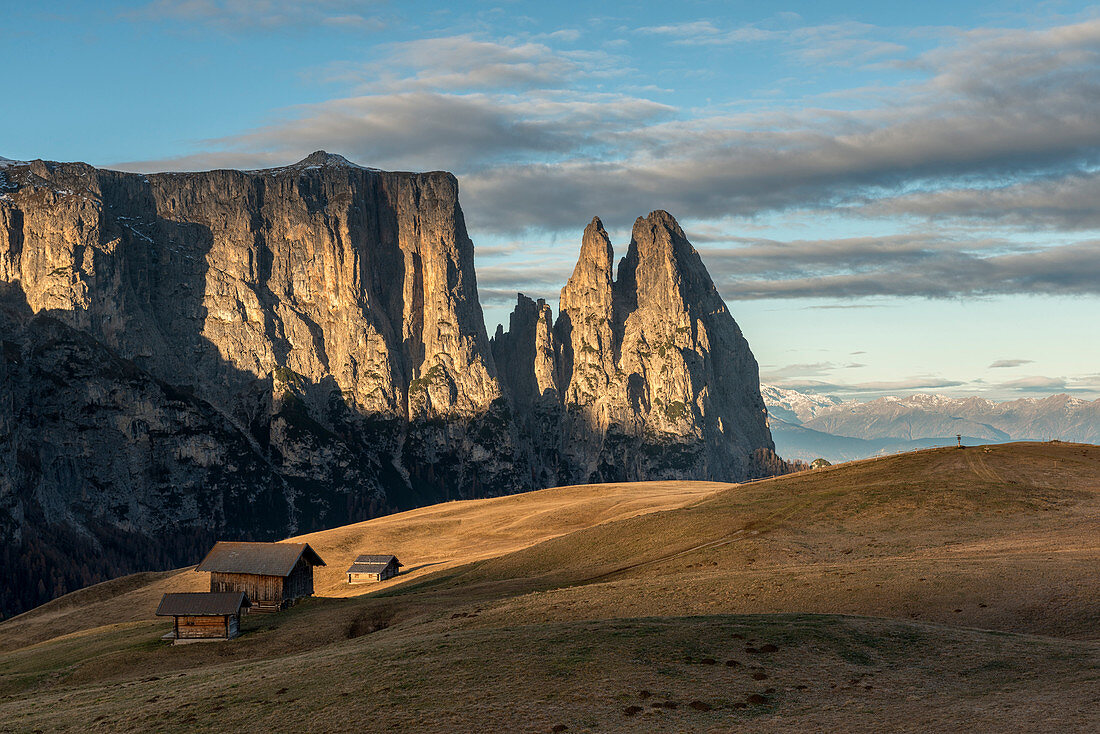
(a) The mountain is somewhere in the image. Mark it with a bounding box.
[494,215,775,485]
[762,384,1100,461]
[759,384,842,424]
[0,153,775,617]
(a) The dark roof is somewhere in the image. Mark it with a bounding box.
[195,542,326,576]
[347,554,402,574]
[156,592,249,617]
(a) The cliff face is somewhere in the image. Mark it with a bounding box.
[494,212,773,485]
[0,154,773,617]
[0,153,521,615]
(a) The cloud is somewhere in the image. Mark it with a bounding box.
[865,172,1100,230]
[761,362,841,380]
[637,20,776,45]
[321,36,597,93]
[767,376,967,396]
[129,0,385,30]
[989,359,1034,368]
[995,375,1067,391]
[118,90,675,174]
[116,17,1100,276]
[704,237,1100,300]
[636,19,905,65]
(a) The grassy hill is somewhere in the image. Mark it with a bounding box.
[1,443,1098,732]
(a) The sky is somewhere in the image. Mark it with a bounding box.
[3,0,1099,401]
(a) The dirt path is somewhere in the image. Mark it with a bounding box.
[965,449,1003,483]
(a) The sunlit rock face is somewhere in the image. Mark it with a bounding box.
[499,211,774,485]
[0,153,520,614]
[0,154,772,616]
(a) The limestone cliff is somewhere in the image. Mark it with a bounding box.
[495,211,773,485]
[0,153,520,615]
[0,154,775,617]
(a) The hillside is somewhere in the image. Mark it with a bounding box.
[0,480,724,652]
[1,443,1098,732]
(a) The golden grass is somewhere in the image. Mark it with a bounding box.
[293,479,729,597]
[0,480,724,652]
[1,442,1098,732]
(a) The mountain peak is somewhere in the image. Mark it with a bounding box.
[293,151,363,168]
[634,209,687,240]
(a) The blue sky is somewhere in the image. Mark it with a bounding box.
[3,0,1099,400]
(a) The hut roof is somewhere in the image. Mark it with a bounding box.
[156,592,250,617]
[195,542,326,577]
[347,554,402,574]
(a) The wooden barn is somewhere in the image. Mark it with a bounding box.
[156,591,250,642]
[195,541,326,613]
[346,554,403,583]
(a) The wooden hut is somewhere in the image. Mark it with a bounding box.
[346,554,403,583]
[156,591,250,641]
[195,541,326,613]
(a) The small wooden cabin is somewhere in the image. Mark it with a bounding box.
[195,541,326,613]
[156,591,250,641]
[346,554,403,583]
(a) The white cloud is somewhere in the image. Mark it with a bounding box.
[113,18,1100,305]
[130,0,386,30]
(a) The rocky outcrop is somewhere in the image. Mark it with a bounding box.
[494,211,774,485]
[491,294,562,487]
[0,154,774,617]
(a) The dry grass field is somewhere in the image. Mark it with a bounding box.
[1,442,1098,732]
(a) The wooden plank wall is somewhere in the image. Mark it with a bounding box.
[177,615,228,639]
[211,572,283,603]
[283,558,314,601]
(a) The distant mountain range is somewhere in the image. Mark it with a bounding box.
[761,385,1100,462]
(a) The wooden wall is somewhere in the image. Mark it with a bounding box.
[208,560,314,613]
[176,615,230,639]
[283,557,315,601]
[348,561,397,584]
[210,572,283,604]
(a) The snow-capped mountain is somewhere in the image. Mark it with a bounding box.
[761,385,1100,462]
[759,384,843,424]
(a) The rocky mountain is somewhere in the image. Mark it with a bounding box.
[759,384,842,425]
[494,215,775,486]
[0,154,775,617]
[762,385,1100,461]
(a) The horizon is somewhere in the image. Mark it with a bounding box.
[4,1,1099,401]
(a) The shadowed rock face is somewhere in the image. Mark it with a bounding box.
[0,154,772,617]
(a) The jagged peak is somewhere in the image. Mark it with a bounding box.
[632,209,687,242]
[576,216,614,269]
[509,292,552,319]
